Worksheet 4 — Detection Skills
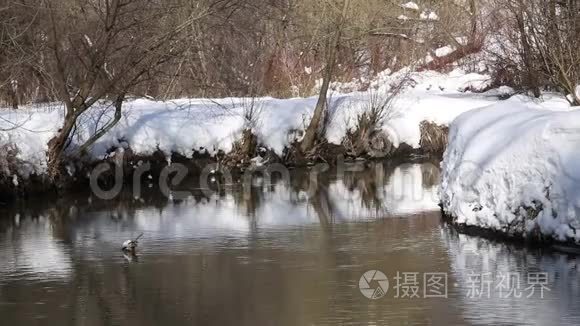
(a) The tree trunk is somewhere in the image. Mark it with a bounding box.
[300,0,350,153]
[9,87,18,110]
[515,5,541,98]
[299,45,333,153]
[47,107,78,179]
[469,0,478,41]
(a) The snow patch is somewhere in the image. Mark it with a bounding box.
[420,11,438,20]
[400,1,419,10]
[435,46,454,58]
[440,97,580,243]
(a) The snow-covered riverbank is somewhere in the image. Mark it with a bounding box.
[440,95,580,244]
[0,68,503,180]
[3,64,580,248]
[2,66,578,209]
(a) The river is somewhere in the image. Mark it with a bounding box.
[0,162,579,325]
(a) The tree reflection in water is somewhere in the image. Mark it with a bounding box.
[0,163,578,325]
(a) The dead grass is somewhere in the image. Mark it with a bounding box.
[419,121,449,156]
[342,80,405,158]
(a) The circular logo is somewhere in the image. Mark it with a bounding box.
[359,270,389,299]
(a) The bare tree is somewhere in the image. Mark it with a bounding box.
[0,3,37,109]
[23,0,227,179]
[2,0,491,108]
[299,0,351,154]
[490,0,580,104]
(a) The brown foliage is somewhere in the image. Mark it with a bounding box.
[419,121,449,156]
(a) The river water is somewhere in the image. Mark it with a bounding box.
[0,162,579,325]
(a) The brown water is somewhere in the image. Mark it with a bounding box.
[1,162,579,326]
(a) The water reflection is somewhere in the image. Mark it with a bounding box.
[443,226,580,326]
[0,162,579,325]
[0,216,73,281]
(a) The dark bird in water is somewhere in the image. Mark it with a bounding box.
[122,233,143,253]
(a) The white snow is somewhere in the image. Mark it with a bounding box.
[0,65,571,183]
[400,1,419,10]
[420,11,439,20]
[0,68,510,178]
[83,34,93,47]
[425,46,456,64]
[397,14,410,21]
[440,96,580,243]
[434,45,454,58]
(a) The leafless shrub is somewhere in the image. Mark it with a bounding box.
[488,0,580,105]
[343,93,394,157]
[232,97,264,163]
[240,96,264,131]
[343,74,408,158]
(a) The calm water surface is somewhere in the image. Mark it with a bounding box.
[1,162,579,325]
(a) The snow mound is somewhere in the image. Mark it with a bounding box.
[440,97,580,243]
[400,1,419,10]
